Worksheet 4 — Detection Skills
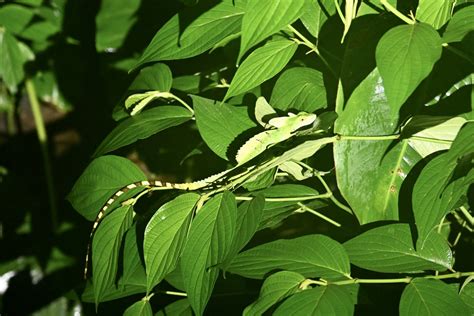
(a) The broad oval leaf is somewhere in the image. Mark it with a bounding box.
[134,0,245,68]
[129,63,173,92]
[300,0,337,38]
[343,223,453,273]
[413,122,474,246]
[155,299,193,316]
[416,0,455,30]
[193,95,256,160]
[123,300,153,316]
[442,6,474,43]
[227,235,351,280]
[239,0,305,60]
[274,285,355,316]
[0,4,34,34]
[334,69,421,224]
[270,67,327,112]
[95,0,140,51]
[122,226,146,287]
[399,278,470,316]
[376,23,442,109]
[92,205,134,305]
[0,30,30,92]
[224,38,298,101]
[181,192,238,316]
[244,271,305,316]
[144,193,200,292]
[93,106,192,157]
[67,155,146,220]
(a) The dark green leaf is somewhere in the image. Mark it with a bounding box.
[67,155,146,221]
[460,282,474,312]
[334,69,421,224]
[122,225,147,287]
[93,106,192,157]
[92,205,133,305]
[270,67,327,112]
[239,0,305,60]
[193,95,256,160]
[129,63,173,92]
[413,123,474,246]
[155,299,192,316]
[81,282,146,303]
[95,0,140,51]
[20,20,59,42]
[300,0,337,38]
[274,285,355,316]
[0,30,30,92]
[223,194,265,267]
[376,23,442,109]
[144,193,200,292]
[224,38,298,101]
[244,271,305,316]
[344,224,453,273]
[257,184,320,211]
[181,192,238,316]
[442,6,474,43]
[33,70,70,111]
[135,0,245,68]
[399,278,470,316]
[227,235,351,280]
[124,300,153,316]
[416,0,455,29]
[242,168,276,191]
[0,4,34,34]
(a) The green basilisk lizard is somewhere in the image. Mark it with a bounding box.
[84,109,317,278]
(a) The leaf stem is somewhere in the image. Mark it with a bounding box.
[443,44,474,65]
[235,194,330,202]
[459,206,474,226]
[296,202,341,227]
[159,290,188,297]
[168,92,195,115]
[25,78,58,232]
[380,0,415,25]
[409,136,452,145]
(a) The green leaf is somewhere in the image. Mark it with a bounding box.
[122,226,146,287]
[33,70,70,111]
[155,299,193,316]
[224,38,298,101]
[92,205,133,305]
[376,23,442,109]
[193,95,256,160]
[227,235,351,280]
[20,20,59,42]
[460,283,474,313]
[124,300,153,316]
[129,63,173,92]
[344,224,453,273]
[95,0,140,51]
[442,6,474,43]
[270,67,327,112]
[300,0,337,38]
[244,271,305,316]
[0,30,30,92]
[257,184,319,211]
[223,195,265,267]
[144,193,200,292]
[399,279,470,316]
[93,106,192,157]
[402,116,467,157]
[334,69,421,224]
[239,0,305,60]
[81,282,146,303]
[135,0,245,68]
[67,155,146,221]
[274,285,355,316]
[242,168,276,191]
[0,4,35,34]
[416,0,455,29]
[413,122,474,246]
[181,192,238,316]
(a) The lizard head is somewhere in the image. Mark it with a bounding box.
[294,112,317,128]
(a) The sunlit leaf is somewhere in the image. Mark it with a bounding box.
[376,23,442,109]
[67,156,146,220]
[399,278,470,316]
[123,300,153,316]
[225,38,298,101]
[416,0,455,29]
[144,193,200,292]
[227,235,351,280]
[442,6,474,43]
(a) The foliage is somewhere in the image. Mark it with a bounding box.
[1,0,473,315]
